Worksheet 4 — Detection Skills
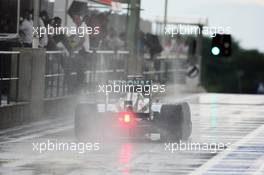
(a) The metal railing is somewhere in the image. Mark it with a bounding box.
[0,51,20,105]
[143,56,188,84]
[44,50,129,98]
[0,49,187,104]
[91,50,129,83]
[45,50,68,98]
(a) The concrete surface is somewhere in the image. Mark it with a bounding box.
[0,93,263,175]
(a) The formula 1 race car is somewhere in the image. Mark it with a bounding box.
[74,76,192,142]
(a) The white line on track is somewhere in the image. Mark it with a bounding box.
[189,124,264,175]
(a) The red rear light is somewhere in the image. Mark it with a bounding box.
[118,112,135,126]
[124,114,131,123]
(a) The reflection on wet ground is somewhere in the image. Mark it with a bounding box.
[0,93,264,174]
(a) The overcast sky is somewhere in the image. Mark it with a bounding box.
[141,0,264,52]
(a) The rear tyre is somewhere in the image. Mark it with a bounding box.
[159,102,192,142]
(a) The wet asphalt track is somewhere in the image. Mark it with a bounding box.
[0,93,264,175]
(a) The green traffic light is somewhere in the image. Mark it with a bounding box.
[211,46,220,56]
